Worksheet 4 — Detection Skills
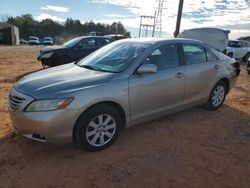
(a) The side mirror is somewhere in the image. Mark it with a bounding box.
[137,64,157,74]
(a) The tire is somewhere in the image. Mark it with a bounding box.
[54,56,72,66]
[228,52,233,58]
[204,81,227,111]
[243,53,250,62]
[74,104,122,152]
[41,61,49,69]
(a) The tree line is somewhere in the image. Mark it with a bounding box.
[5,14,131,44]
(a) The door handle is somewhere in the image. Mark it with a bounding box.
[175,72,184,78]
[213,64,219,70]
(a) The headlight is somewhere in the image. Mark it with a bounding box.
[25,97,74,112]
[41,52,54,58]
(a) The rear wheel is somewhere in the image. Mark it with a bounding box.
[74,104,122,152]
[204,81,227,111]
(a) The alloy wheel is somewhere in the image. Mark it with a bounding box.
[211,85,225,107]
[85,114,116,147]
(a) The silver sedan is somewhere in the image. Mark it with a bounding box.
[8,38,240,151]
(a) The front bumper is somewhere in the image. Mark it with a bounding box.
[37,55,54,66]
[8,88,81,145]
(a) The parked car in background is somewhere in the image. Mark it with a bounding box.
[226,40,250,62]
[105,34,127,41]
[20,38,28,45]
[37,36,113,68]
[28,36,39,45]
[247,61,250,75]
[43,37,53,45]
[9,38,240,151]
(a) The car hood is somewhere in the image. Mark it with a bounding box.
[41,45,67,53]
[15,63,114,99]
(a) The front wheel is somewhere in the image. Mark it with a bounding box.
[243,53,250,62]
[204,81,227,111]
[74,104,122,152]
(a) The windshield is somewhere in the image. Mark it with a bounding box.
[29,37,38,40]
[77,41,151,73]
[63,37,82,48]
[228,41,239,47]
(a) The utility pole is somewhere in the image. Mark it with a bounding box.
[173,0,184,37]
[138,15,155,37]
[153,0,166,37]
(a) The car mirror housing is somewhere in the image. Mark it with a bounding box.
[137,64,157,74]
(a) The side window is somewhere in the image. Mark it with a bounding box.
[144,44,180,70]
[238,42,243,47]
[183,44,206,65]
[243,42,248,47]
[206,49,218,61]
[99,38,111,47]
[77,38,97,49]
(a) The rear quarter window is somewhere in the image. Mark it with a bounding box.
[206,49,218,61]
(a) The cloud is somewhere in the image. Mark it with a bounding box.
[90,0,250,38]
[104,14,135,18]
[40,5,69,12]
[35,13,65,22]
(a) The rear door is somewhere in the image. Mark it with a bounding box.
[129,43,185,124]
[98,38,113,48]
[182,43,219,105]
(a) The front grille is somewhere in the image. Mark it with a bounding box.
[9,95,26,111]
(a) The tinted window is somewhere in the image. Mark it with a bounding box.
[228,41,239,47]
[243,42,248,47]
[206,49,218,61]
[183,44,206,65]
[63,37,83,48]
[99,38,112,47]
[77,38,97,49]
[144,44,180,70]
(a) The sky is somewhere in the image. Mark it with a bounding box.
[0,0,250,39]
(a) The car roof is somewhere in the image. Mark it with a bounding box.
[75,36,114,40]
[114,37,206,45]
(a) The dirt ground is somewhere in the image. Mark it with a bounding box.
[0,46,250,188]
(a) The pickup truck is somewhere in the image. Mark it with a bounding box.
[226,40,250,62]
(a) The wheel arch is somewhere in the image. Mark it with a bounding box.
[218,77,230,94]
[73,101,127,143]
[243,52,250,62]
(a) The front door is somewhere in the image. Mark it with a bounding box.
[129,43,185,124]
[72,38,98,60]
